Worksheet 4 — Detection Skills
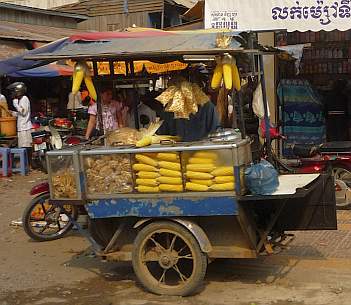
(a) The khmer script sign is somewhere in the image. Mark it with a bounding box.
[204,0,351,32]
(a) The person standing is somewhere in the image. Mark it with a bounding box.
[0,89,8,117]
[7,82,33,161]
[85,86,128,139]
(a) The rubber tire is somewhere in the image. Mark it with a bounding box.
[132,221,207,296]
[22,192,78,242]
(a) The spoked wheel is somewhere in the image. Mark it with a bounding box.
[22,192,78,241]
[333,167,351,209]
[132,221,207,296]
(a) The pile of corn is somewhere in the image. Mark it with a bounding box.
[185,151,235,192]
[132,152,184,193]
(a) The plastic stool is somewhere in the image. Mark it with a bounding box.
[0,147,11,177]
[10,148,29,176]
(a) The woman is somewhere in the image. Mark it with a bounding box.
[85,87,128,139]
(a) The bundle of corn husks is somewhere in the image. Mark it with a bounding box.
[156,80,209,119]
[106,119,180,148]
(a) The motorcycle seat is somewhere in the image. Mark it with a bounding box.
[292,144,320,158]
[320,141,351,153]
[31,130,51,138]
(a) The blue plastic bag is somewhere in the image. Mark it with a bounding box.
[245,160,279,195]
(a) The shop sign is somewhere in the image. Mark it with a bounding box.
[205,0,351,32]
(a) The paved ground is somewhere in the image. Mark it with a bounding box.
[1,172,351,305]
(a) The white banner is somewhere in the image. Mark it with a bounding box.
[205,0,351,32]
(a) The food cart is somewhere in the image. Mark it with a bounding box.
[25,29,337,296]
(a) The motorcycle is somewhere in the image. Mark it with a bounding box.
[22,182,79,241]
[261,121,351,209]
[22,136,97,241]
[31,130,52,173]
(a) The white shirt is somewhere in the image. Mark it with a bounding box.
[127,103,157,129]
[0,94,6,104]
[13,96,32,131]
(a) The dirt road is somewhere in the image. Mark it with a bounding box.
[1,173,351,305]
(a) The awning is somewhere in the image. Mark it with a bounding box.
[0,38,69,76]
[205,0,351,32]
[0,28,246,77]
[9,64,73,78]
[25,29,244,62]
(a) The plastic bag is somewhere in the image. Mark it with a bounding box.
[252,83,270,119]
[245,160,279,195]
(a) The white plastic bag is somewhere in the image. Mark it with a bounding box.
[252,83,270,119]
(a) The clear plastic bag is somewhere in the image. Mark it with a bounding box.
[244,160,279,195]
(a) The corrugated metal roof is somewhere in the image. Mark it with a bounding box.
[0,39,26,60]
[170,0,197,9]
[0,20,84,42]
[0,2,88,20]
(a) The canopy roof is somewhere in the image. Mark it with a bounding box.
[9,64,73,78]
[24,29,246,62]
[0,28,256,76]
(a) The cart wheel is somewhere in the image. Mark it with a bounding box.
[132,221,207,296]
[22,192,78,241]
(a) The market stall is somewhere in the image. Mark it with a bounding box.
[23,29,337,296]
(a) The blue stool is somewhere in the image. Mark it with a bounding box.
[0,147,11,177]
[10,148,29,176]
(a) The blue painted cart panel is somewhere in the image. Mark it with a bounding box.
[86,196,238,219]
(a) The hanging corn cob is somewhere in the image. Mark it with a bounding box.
[72,61,97,101]
[222,54,233,91]
[210,55,241,91]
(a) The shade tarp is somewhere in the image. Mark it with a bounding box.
[9,63,73,78]
[0,38,69,76]
[25,30,244,61]
[205,0,351,32]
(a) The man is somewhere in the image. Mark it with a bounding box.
[7,82,33,158]
[0,90,8,118]
[158,101,219,142]
[85,86,128,139]
[126,91,157,129]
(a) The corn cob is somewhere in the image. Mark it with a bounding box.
[137,171,160,179]
[157,177,183,185]
[136,186,160,193]
[159,161,181,171]
[211,182,235,191]
[214,176,234,184]
[159,184,183,192]
[190,179,213,186]
[193,151,218,161]
[133,163,158,172]
[211,166,234,177]
[136,178,159,187]
[135,154,158,167]
[186,171,213,180]
[223,63,233,90]
[159,168,182,177]
[186,164,215,173]
[72,64,85,94]
[186,182,209,192]
[232,61,241,91]
[136,135,152,147]
[157,152,180,162]
[84,75,97,101]
[188,157,213,164]
[211,63,223,89]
